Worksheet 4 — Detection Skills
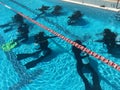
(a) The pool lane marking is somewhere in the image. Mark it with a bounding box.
[0,1,120,71]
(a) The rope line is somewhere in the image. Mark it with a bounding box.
[0,1,120,71]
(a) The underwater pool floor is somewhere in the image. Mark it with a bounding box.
[0,0,120,90]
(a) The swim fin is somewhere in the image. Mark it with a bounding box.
[17,50,41,61]
[94,40,104,42]
[4,27,13,33]
[25,48,51,69]
[1,41,17,52]
[0,22,12,28]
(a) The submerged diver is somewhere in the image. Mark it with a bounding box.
[96,28,117,53]
[23,32,57,69]
[0,14,24,33]
[72,40,101,90]
[34,32,57,50]
[14,23,29,43]
[1,23,29,52]
[36,5,50,15]
[16,32,57,69]
[51,5,62,15]
[67,11,83,25]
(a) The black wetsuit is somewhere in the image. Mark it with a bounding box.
[34,33,56,50]
[16,23,29,42]
[72,40,101,90]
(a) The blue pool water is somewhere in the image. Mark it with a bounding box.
[0,0,120,90]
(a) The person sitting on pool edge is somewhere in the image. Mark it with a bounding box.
[72,40,101,90]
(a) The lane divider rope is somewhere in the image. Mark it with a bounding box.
[0,1,120,71]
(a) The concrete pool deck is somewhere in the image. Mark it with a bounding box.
[104,0,118,2]
[62,0,120,12]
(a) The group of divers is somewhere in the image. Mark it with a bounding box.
[0,5,120,90]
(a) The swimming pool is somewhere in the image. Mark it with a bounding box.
[0,0,120,90]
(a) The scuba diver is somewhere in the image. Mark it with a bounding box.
[67,11,83,25]
[72,40,101,90]
[0,14,24,33]
[36,5,50,15]
[34,32,57,50]
[96,28,117,53]
[1,23,29,52]
[102,29,116,49]
[15,23,29,43]
[15,32,57,69]
[13,13,24,24]
[51,5,62,15]
[22,32,57,69]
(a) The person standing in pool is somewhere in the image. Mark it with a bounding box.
[72,40,101,90]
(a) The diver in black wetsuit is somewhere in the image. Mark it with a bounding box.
[13,14,24,24]
[102,29,116,50]
[72,40,101,90]
[51,5,62,15]
[16,32,57,69]
[96,28,117,53]
[36,5,50,15]
[67,11,83,25]
[34,32,57,50]
[0,14,24,33]
[15,23,29,43]
[22,32,57,69]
